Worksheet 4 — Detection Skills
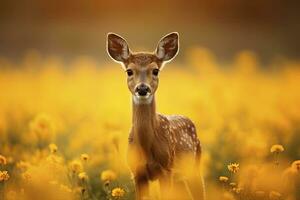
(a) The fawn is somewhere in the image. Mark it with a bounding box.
[107,32,205,200]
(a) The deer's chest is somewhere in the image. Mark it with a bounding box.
[127,128,174,171]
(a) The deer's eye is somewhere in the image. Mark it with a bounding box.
[152,69,159,76]
[126,69,133,76]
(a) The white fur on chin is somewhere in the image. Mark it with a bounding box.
[133,94,153,105]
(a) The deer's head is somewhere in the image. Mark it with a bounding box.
[107,32,179,104]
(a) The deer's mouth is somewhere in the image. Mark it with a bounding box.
[133,93,153,104]
[134,92,151,99]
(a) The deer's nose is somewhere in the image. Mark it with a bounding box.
[135,84,151,96]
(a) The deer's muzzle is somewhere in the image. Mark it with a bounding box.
[135,83,151,97]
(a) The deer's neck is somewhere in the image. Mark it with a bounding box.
[132,95,157,155]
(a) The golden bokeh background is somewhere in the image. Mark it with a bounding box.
[0,1,299,200]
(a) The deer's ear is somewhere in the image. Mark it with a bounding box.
[107,33,131,63]
[156,32,179,62]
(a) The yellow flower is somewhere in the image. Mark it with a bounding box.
[49,143,58,154]
[16,161,30,171]
[101,170,117,182]
[270,144,284,154]
[229,182,237,187]
[69,160,83,173]
[0,155,7,165]
[0,171,10,181]
[81,154,89,162]
[219,176,229,183]
[234,187,243,194]
[291,160,300,172]
[21,172,31,181]
[269,191,281,200]
[78,172,88,181]
[228,163,239,173]
[111,187,125,197]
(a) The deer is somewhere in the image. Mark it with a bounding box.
[106,32,205,200]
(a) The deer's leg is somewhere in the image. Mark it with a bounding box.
[188,141,205,200]
[134,166,150,200]
[182,153,206,200]
[184,170,206,200]
[135,175,149,200]
[159,172,172,200]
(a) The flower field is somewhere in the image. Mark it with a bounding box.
[0,48,299,199]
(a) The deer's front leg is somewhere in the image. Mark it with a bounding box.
[134,166,149,200]
[134,161,164,200]
[127,144,150,199]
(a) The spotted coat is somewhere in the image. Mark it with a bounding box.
[128,113,201,174]
[158,114,200,157]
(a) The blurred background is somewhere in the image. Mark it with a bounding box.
[0,1,299,200]
[1,0,300,62]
